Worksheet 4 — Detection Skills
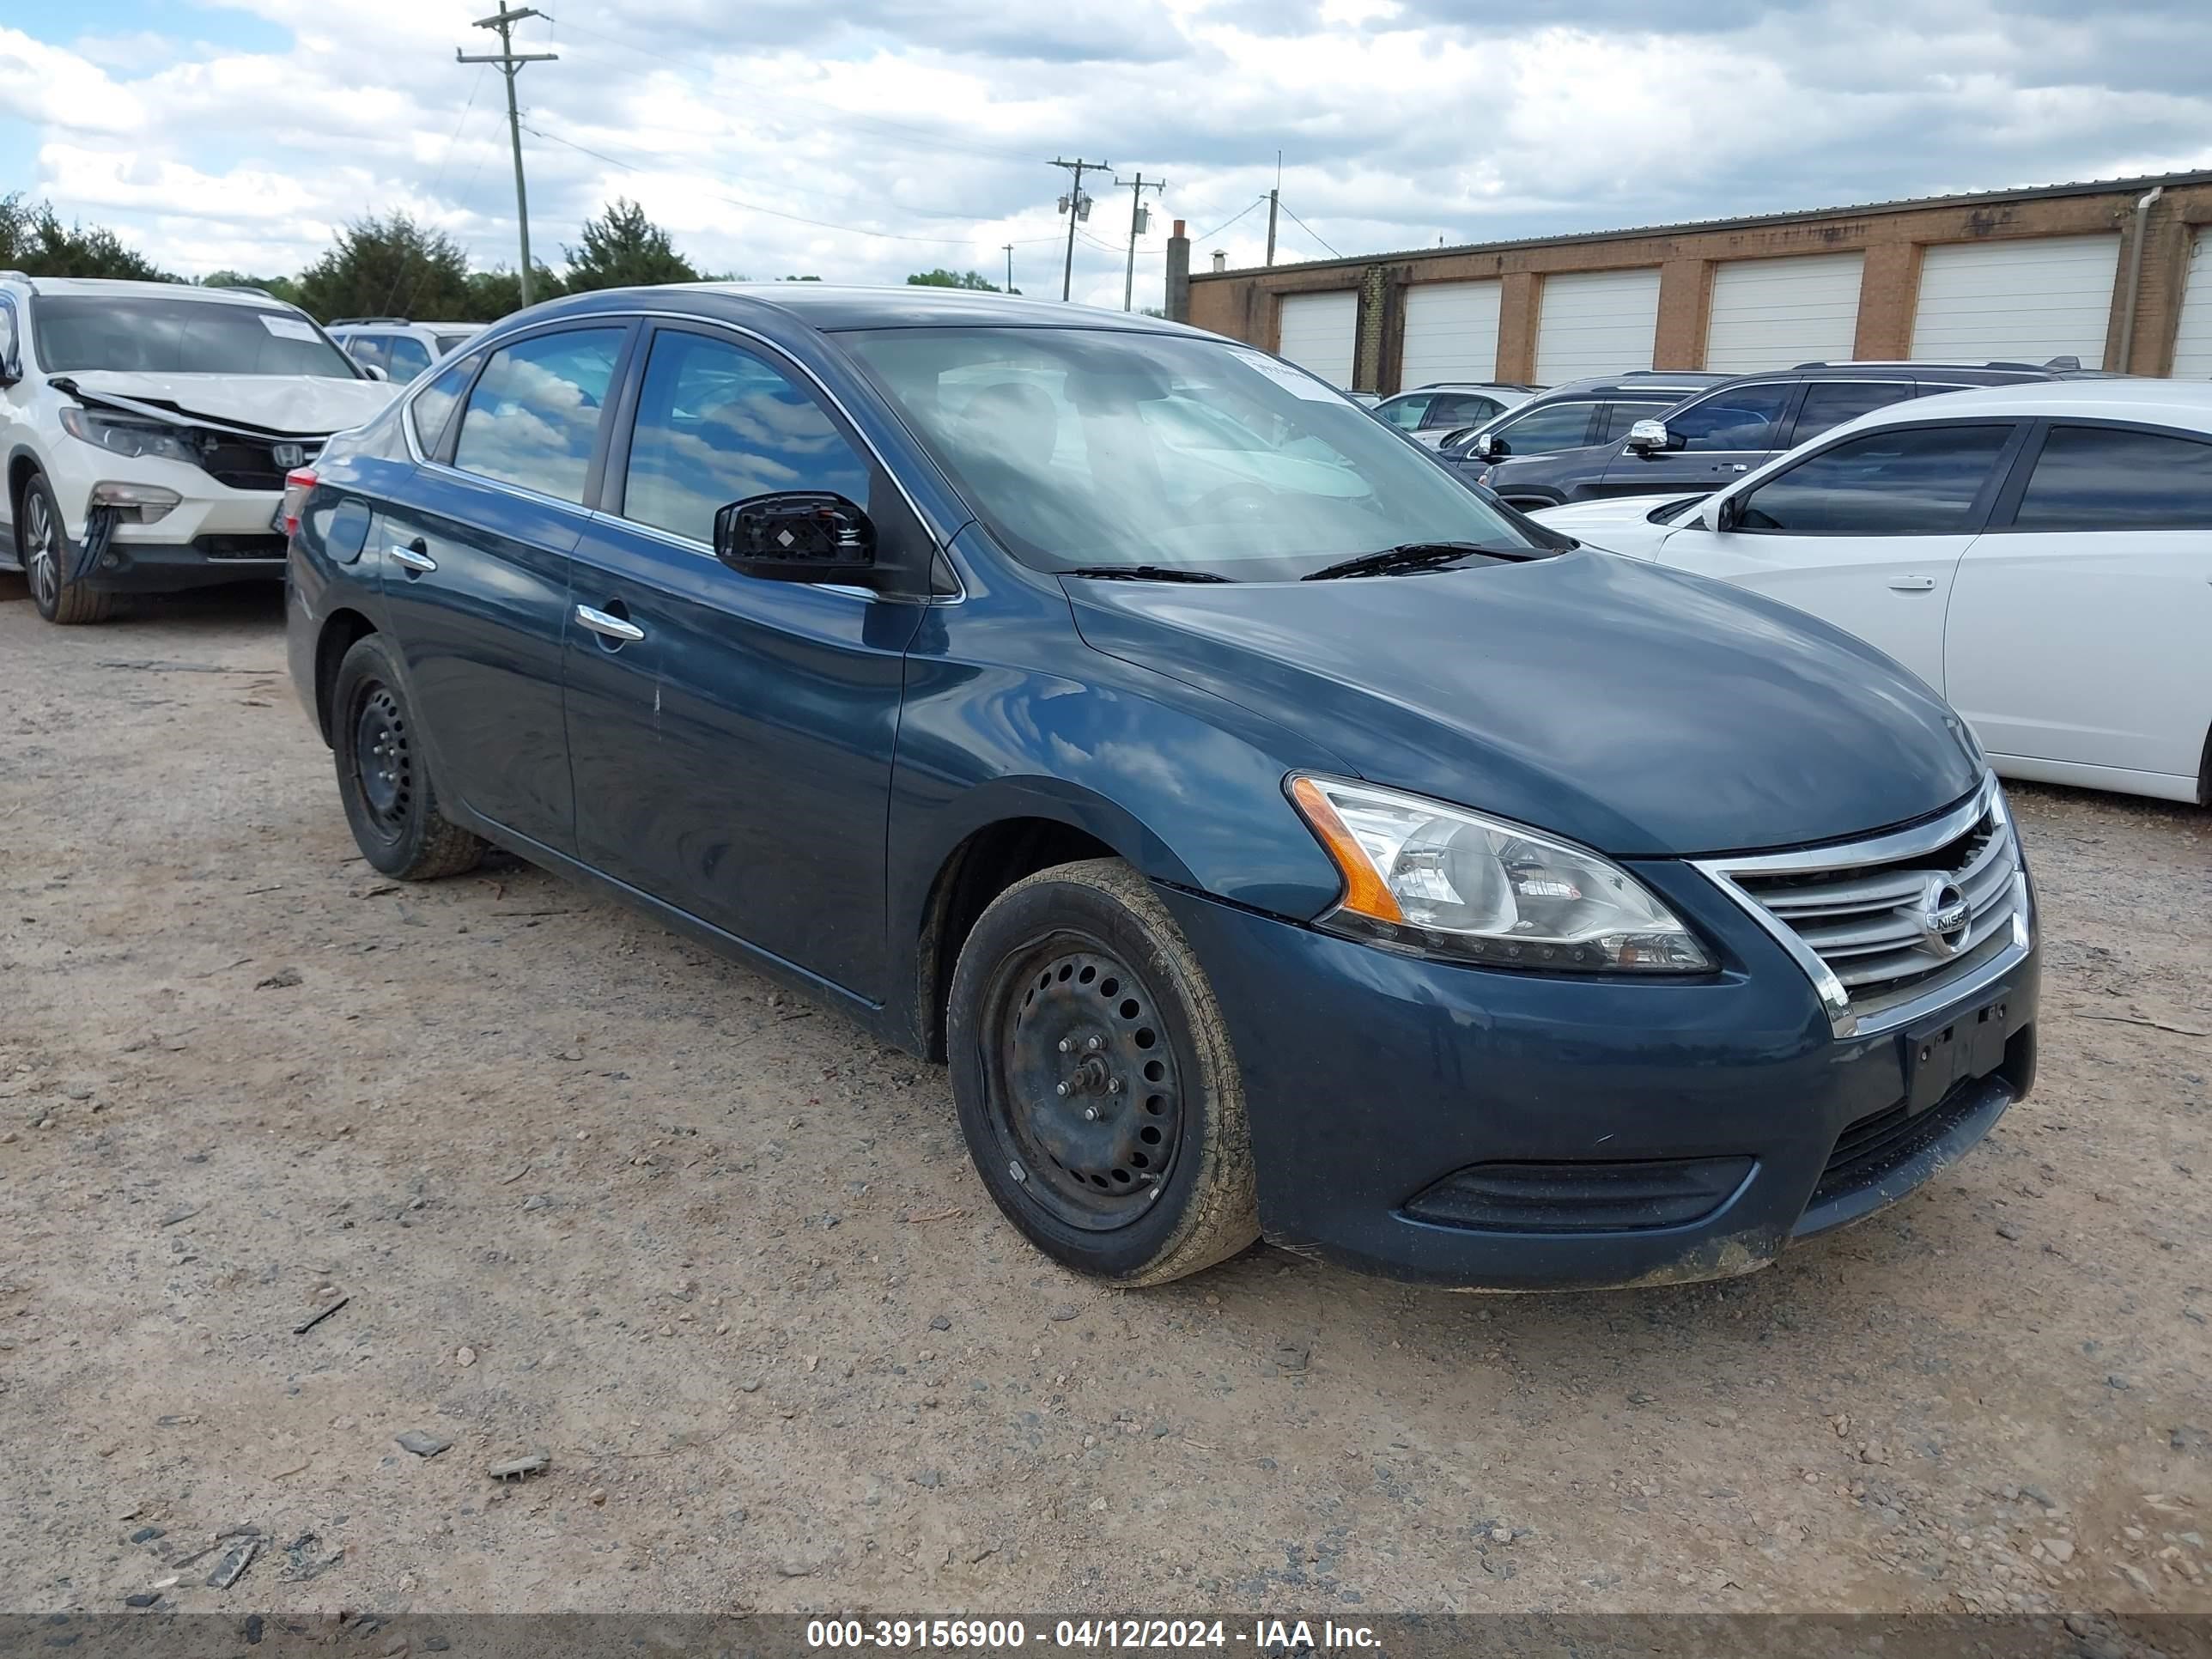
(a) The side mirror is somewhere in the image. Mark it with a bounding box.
[361,363,389,382]
[1461,432,1501,461]
[1625,418,1671,453]
[714,490,877,584]
[1708,493,1742,532]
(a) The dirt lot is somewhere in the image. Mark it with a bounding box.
[0,577,2207,1621]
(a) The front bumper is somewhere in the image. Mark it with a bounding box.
[1157,870,2037,1291]
[64,531,287,594]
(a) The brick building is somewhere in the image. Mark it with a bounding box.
[1182,170,2212,393]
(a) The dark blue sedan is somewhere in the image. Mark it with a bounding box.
[283,284,2039,1291]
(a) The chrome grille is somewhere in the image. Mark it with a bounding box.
[1693,778,2030,1036]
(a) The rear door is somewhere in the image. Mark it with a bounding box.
[1598,380,1798,499]
[383,333,436,386]
[1655,420,2025,690]
[563,320,925,1000]
[380,320,635,853]
[1945,421,2212,781]
[1784,379,1922,447]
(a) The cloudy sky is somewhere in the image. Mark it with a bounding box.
[3,0,2209,311]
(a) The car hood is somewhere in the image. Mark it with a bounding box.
[1528,493,1705,555]
[58,371,397,437]
[1065,550,1981,859]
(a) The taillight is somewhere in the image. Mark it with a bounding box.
[281,467,317,537]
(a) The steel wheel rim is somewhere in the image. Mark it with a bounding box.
[23,490,58,611]
[981,935,1186,1232]
[350,684,413,839]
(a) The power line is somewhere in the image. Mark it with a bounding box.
[384,66,489,319]
[1192,197,1266,246]
[457,2,559,305]
[1276,200,1341,259]
[524,121,1068,247]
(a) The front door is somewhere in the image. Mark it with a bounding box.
[1946,421,2212,781]
[1656,420,2024,692]
[380,323,633,853]
[564,322,923,1000]
[1596,380,1796,500]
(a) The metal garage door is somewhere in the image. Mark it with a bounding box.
[1910,235,2119,368]
[1704,252,1864,373]
[2172,230,2212,379]
[1534,269,1660,384]
[1400,280,1501,386]
[1276,291,1358,389]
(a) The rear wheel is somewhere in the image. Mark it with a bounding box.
[18,473,116,625]
[330,633,485,880]
[948,858,1258,1285]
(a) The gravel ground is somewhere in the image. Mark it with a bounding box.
[0,578,2207,1620]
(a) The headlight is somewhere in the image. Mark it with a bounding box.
[58,407,200,466]
[1287,775,1714,973]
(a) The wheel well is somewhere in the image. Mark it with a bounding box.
[916,817,1120,1061]
[7,454,37,528]
[314,609,378,745]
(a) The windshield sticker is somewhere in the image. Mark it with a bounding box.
[259,314,319,342]
[1226,346,1346,403]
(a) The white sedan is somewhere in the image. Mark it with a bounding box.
[1531,380,2212,805]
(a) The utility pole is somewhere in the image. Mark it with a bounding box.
[459,3,556,307]
[1049,158,1107,302]
[1004,243,1014,295]
[1116,172,1165,311]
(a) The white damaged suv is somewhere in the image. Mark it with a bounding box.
[0,274,398,623]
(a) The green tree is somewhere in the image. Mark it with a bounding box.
[295,213,473,323]
[0,193,169,280]
[201,270,305,307]
[779,274,822,282]
[462,263,564,321]
[562,198,700,291]
[906,268,1000,290]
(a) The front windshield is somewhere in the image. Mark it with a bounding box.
[34,297,360,379]
[842,326,1533,579]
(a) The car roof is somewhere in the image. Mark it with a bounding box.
[1530,373,1728,400]
[1696,362,2051,393]
[7,276,293,308]
[1869,378,2212,433]
[522,281,1210,337]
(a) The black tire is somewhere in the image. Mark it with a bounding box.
[17,472,116,625]
[947,858,1258,1285]
[330,633,485,880]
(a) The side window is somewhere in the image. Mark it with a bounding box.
[1597,399,1672,443]
[1735,424,2014,536]
[1790,380,1918,446]
[344,333,388,373]
[410,353,480,456]
[1379,394,1430,431]
[1489,399,1597,456]
[385,336,434,384]
[1664,383,1794,451]
[1424,393,1501,429]
[619,329,870,545]
[2012,425,2212,532]
[0,296,21,372]
[451,327,625,502]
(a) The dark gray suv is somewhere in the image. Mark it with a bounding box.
[1463,360,2103,512]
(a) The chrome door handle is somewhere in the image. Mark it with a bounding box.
[574,603,645,644]
[390,544,436,574]
[1726,463,1750,472]
[1887,575,1937,592]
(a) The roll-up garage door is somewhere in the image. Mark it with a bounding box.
[1400,280,1501,386]
[1276,291,1358,389]
[1534,269,1660,384]
[2171,229,2212,380]
[1909,235,2119,368]
[1703,252,1864,373]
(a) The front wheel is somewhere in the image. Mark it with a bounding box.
[18,472,116,625]
[948,858,1258,1285]
[330,633,486,880]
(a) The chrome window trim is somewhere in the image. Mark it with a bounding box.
[395,307,965,605]
[1691,775,2030,1039]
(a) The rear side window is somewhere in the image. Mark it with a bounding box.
[343,333,388,373]
[1666,383,1792,451]
[1378,394,1430,431]
[1490,399,1597,456]
[409,354,478,456]
[619,328,870,544]
[451,328,626,502]
[1736,424,2014,535]
[1424,392,1501,429]
[2011,425,2212,532]
[1790,380,1918,445]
